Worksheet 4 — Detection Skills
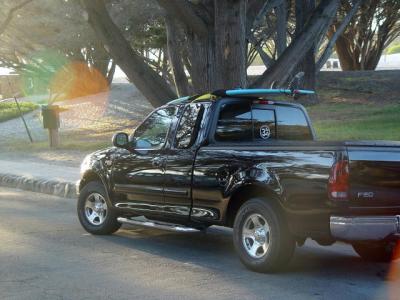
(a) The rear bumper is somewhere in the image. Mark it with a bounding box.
[330,215,400,241]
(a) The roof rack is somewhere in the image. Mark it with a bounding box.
[166,88,315,105]
[212,88,315,97]
[167,96,190,105]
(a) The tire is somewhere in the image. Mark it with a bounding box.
[352,241,400,262]
[233,197,295,273]
[77,181,121,235]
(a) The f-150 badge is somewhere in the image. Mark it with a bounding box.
[357,192,374,198]
[260,125,271,139]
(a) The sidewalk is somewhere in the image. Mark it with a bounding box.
[0,159,79,198]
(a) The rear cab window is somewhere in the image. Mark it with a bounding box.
[213,99,312,143]
[275,106,312,140]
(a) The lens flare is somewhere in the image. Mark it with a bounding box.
[20,49,111,129]
[50,61,109,101]
[387,240,400,300]
[53,62,110,129]
[388,241,400,279]
[21,49,69,98]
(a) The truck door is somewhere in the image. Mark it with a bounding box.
[111,106,177,215]
[163,103,207,221]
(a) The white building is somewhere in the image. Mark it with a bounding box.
[247,53,400,75]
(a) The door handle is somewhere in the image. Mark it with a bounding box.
[152,157,165,167]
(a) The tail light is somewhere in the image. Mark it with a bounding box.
[328,160,349,201]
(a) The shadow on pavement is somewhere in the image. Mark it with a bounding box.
[98,225,394,279]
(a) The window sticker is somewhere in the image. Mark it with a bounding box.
[259,124,271,139]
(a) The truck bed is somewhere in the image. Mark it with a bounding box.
[192,139,400,225]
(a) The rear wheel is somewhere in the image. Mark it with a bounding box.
[233,198,295,273]
[77,181,121,235]
[352,241,400,262]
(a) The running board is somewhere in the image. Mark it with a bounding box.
[117,217,200,233]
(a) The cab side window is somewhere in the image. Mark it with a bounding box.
[215,102,276,142]
[133,107,177,149]
[215,102,252,142]
[175,103,204,149]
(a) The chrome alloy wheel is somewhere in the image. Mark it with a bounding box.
[84,193,108,226]
[242,213,271,258]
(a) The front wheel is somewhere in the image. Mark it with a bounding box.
[77,181,121,235]
[233,198,295,273]
[352,241,400,262]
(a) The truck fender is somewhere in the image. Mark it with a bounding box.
[224,166,285,226]
[79,160,112,200]
[225,165,283,200]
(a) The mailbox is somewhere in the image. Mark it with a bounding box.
[42,105,60,129]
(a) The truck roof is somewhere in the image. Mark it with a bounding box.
[166,88,315,106]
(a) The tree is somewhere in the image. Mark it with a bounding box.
[157,0,248,93]
[81,0,176,107]
[165,15,191,96]
[0,0,33,36]
[294,0,317,92]
[316,0,362,71]
[333,0,400,70]
[2,1,347,107]
[252,0,339,88]
[81,0,342,107]
[0,0,116,99]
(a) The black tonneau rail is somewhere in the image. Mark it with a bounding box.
[344,140,400,148]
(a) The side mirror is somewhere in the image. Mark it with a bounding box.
[112,132,129,148]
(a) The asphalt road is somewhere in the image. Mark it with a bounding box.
[0,187,399,300]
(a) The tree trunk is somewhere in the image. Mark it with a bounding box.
[89,41,113,85]
[295,0,316,90]
[336,41,384,71]
[187,30,217,93]
[275,1,287,57]
[316,0,362,71]
[107,60,116,85]
[165,16,191,96]
[159,0,251,93]
[335,35,359,70]
[251,0,339,88]
[157,0,217,94]
[364,49,382,70]
[214,0,247,89]
[333,0,399,71]
[81,0,176,107]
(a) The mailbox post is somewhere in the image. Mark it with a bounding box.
[42,105,60,148]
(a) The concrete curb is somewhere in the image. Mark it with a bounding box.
[0,173,77,198]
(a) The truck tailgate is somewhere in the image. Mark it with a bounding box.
[347,141,400,207]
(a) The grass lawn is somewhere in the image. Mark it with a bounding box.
[0,101,38,122]
[2,101,399,155]
[2,69,400,156]
[308,103,400,141]
[28,102,399,150]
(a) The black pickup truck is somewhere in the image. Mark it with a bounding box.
[77,89,400,272]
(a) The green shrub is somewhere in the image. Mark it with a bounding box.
[0,101,38,122]
[386,44,400,54]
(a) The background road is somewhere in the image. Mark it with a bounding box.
[0,187,399,300]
